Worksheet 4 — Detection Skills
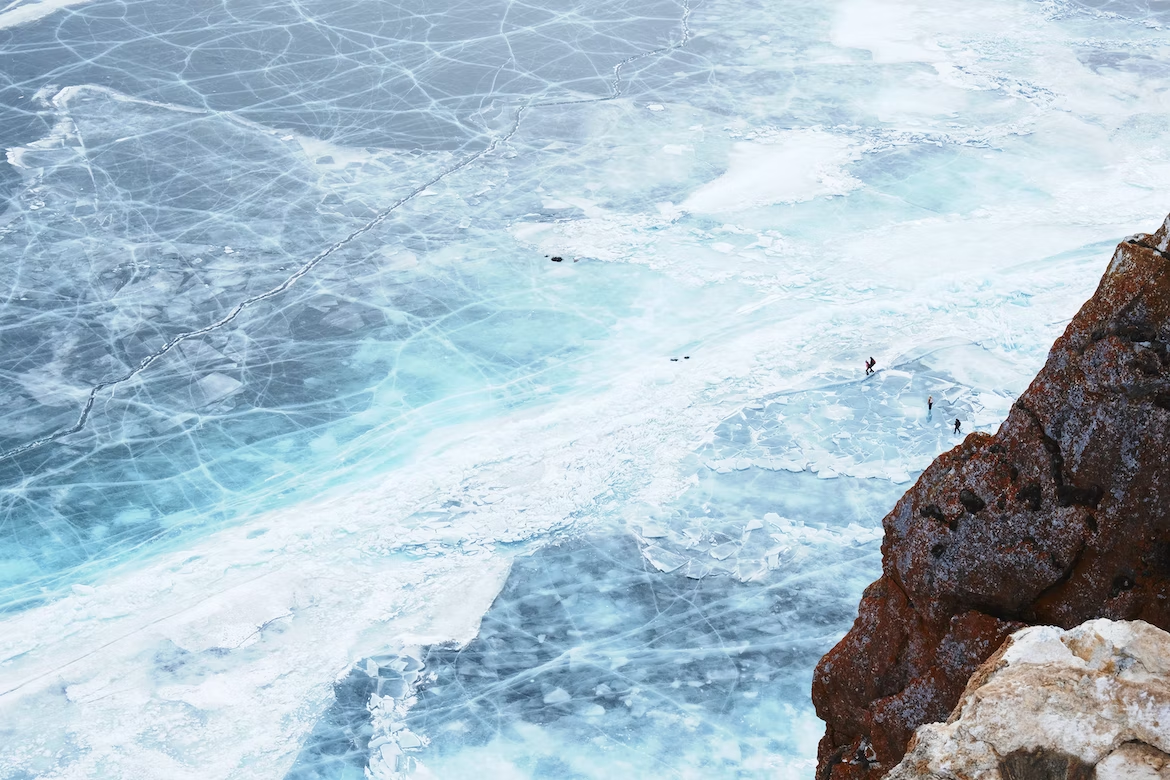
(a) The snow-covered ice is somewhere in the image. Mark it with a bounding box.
[0,0,1168,776]
[681,132,862,213]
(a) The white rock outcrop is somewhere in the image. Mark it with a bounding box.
[888,619,1170,780]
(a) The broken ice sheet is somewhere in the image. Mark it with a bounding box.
[641,544,688,572]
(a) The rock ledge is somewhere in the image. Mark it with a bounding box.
[889,619,1170,780]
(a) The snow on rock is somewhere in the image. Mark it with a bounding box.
[888,619,1170,780]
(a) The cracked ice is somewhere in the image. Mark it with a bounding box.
[0,0,1168,777]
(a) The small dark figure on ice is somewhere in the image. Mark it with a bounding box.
[927,395,933,411]
[865,357,876,376]
[954,418,961,434]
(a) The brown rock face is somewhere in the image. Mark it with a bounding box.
[811,214,1170,780]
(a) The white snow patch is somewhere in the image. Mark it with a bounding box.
[0,0,94,30]
[681,132,861,214]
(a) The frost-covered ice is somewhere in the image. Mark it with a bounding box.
[0,0,1168,776]
[681,132,862,213]
[289,477,903,780]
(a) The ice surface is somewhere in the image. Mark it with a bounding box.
[289,471,904,780]
[1,0,1169,775]
[681,132,862,213]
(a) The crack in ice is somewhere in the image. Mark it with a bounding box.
[0,0,695,465]
[0,112,526,464]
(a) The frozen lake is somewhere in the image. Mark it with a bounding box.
[1,0,1168,776]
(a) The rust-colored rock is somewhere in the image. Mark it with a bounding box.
[812,214,1170,780]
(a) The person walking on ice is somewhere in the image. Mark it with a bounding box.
[865,357,876,376]
[954,418,961,434]
[927,395,933,412]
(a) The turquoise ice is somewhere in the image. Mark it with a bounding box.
[0,0,1168,776]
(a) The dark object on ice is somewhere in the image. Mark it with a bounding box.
[684,356,690,359]
[928,395,933,411]
[954,418,962,434]
[865,357,876,376]
[670,358,678,362]
[551,256,563,262]
[812,214,1170,780]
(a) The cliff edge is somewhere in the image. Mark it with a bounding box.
[812,214,1170,780]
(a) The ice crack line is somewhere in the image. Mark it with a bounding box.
[0,113,527,464]
[0,0,696,465]
[609,0,694,98]
[531,0,694,108]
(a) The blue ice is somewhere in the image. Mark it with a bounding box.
[289,473,905,780]
[1,0,1169,775]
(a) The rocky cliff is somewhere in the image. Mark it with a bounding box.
[888,619,1170,780]
[812,214,1170,780]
